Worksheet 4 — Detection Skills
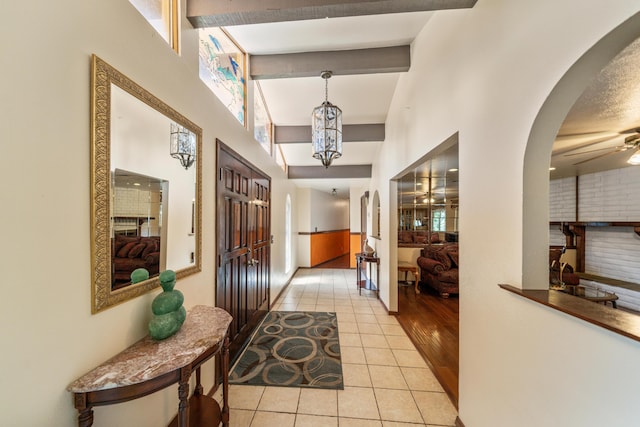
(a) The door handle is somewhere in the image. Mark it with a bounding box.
[247,258,260,266]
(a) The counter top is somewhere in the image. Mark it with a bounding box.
[68,305,232,393]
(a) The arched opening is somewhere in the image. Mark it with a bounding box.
[523,13,640,290]
[372,190,381,239]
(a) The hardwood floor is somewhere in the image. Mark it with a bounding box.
[396,283,460,408]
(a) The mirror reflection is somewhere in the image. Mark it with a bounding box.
[91,55,202,313]
[397,143,459,245]
[111,169,167,290]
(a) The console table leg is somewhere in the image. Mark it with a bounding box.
[222,336,230,427]
[77,407,93,427]
[194,367,203,396]
[74,393,93,427]
[177,366,191,427]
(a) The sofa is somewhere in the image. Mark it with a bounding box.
[398,230,441,246]
[416,244,458,298]
[111,235,161,286]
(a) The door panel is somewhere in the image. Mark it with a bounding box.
[217,141,270,362]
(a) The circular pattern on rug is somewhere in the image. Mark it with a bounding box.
[228,346,269,382]
[305,324,336,340]
[261,361,303,385]
[324,340,341,357]
[279,312,315,329]
[303,358,342,387]
[272,336,318,363]
[262,323,284,335]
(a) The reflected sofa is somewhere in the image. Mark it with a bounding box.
[111,235,161,284]
[398,231,441,246]
[416,244,459,298]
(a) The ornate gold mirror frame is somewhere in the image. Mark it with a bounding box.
[91,54,202,313]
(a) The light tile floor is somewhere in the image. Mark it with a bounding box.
[214,268,458,427]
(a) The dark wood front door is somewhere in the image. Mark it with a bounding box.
[216,140,270,362]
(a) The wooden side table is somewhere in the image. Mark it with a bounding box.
[398,261,420,294]
[355,252,380,298]
[68,306,233,427]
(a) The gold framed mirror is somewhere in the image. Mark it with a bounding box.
[91,54,202,313]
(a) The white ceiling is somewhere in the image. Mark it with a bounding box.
[224,12,434,196]
[550,36,640,179]
[221,8,640,191]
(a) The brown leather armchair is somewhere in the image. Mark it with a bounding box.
[416,244,458,298]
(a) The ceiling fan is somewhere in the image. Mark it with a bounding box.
[561,128,640,165]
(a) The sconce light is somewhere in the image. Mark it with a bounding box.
[170,122,196,169]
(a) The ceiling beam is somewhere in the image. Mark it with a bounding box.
[251,46,409,79]
[187,0,478,27]
[288,165,372,179]
[275,124,385,144]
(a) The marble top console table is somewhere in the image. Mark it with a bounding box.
[68,305,233,427]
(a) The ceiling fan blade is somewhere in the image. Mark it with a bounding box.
[564,145,622,157]
[572,149,620,166]
[552,134,621,156]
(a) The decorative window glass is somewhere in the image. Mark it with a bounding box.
[198,28,246,126]
[254,82,272,155]
[128,0,179,53]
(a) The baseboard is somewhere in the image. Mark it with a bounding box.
[455,416,465,427]
[270,267,299,307]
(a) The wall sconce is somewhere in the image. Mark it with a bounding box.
[170,122,196,169]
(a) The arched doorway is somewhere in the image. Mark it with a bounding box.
[523,13,640,288]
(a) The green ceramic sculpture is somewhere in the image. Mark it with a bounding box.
[130,268,150,284]
[148,270,186,340]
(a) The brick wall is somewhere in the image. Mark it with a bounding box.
[550,167,640,311]
[549,176,576,221]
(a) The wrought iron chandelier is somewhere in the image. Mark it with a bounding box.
[170,122,196,169]
[312,71,342,168]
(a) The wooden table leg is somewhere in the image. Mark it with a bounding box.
[356,256,362,295]
[222,336,230,427]
[414,268,421,294]
[74,393,93,427]
[177,366,191,427]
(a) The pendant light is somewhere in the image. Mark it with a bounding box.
[312,71,342,168]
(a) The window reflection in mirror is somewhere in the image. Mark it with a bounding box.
[396,142,459,245]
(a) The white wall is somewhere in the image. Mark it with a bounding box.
[370,1,640,426]
[310,189,350,232]
[349,185,368,233]
[0,1,297,425]
[296,187,350,266]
